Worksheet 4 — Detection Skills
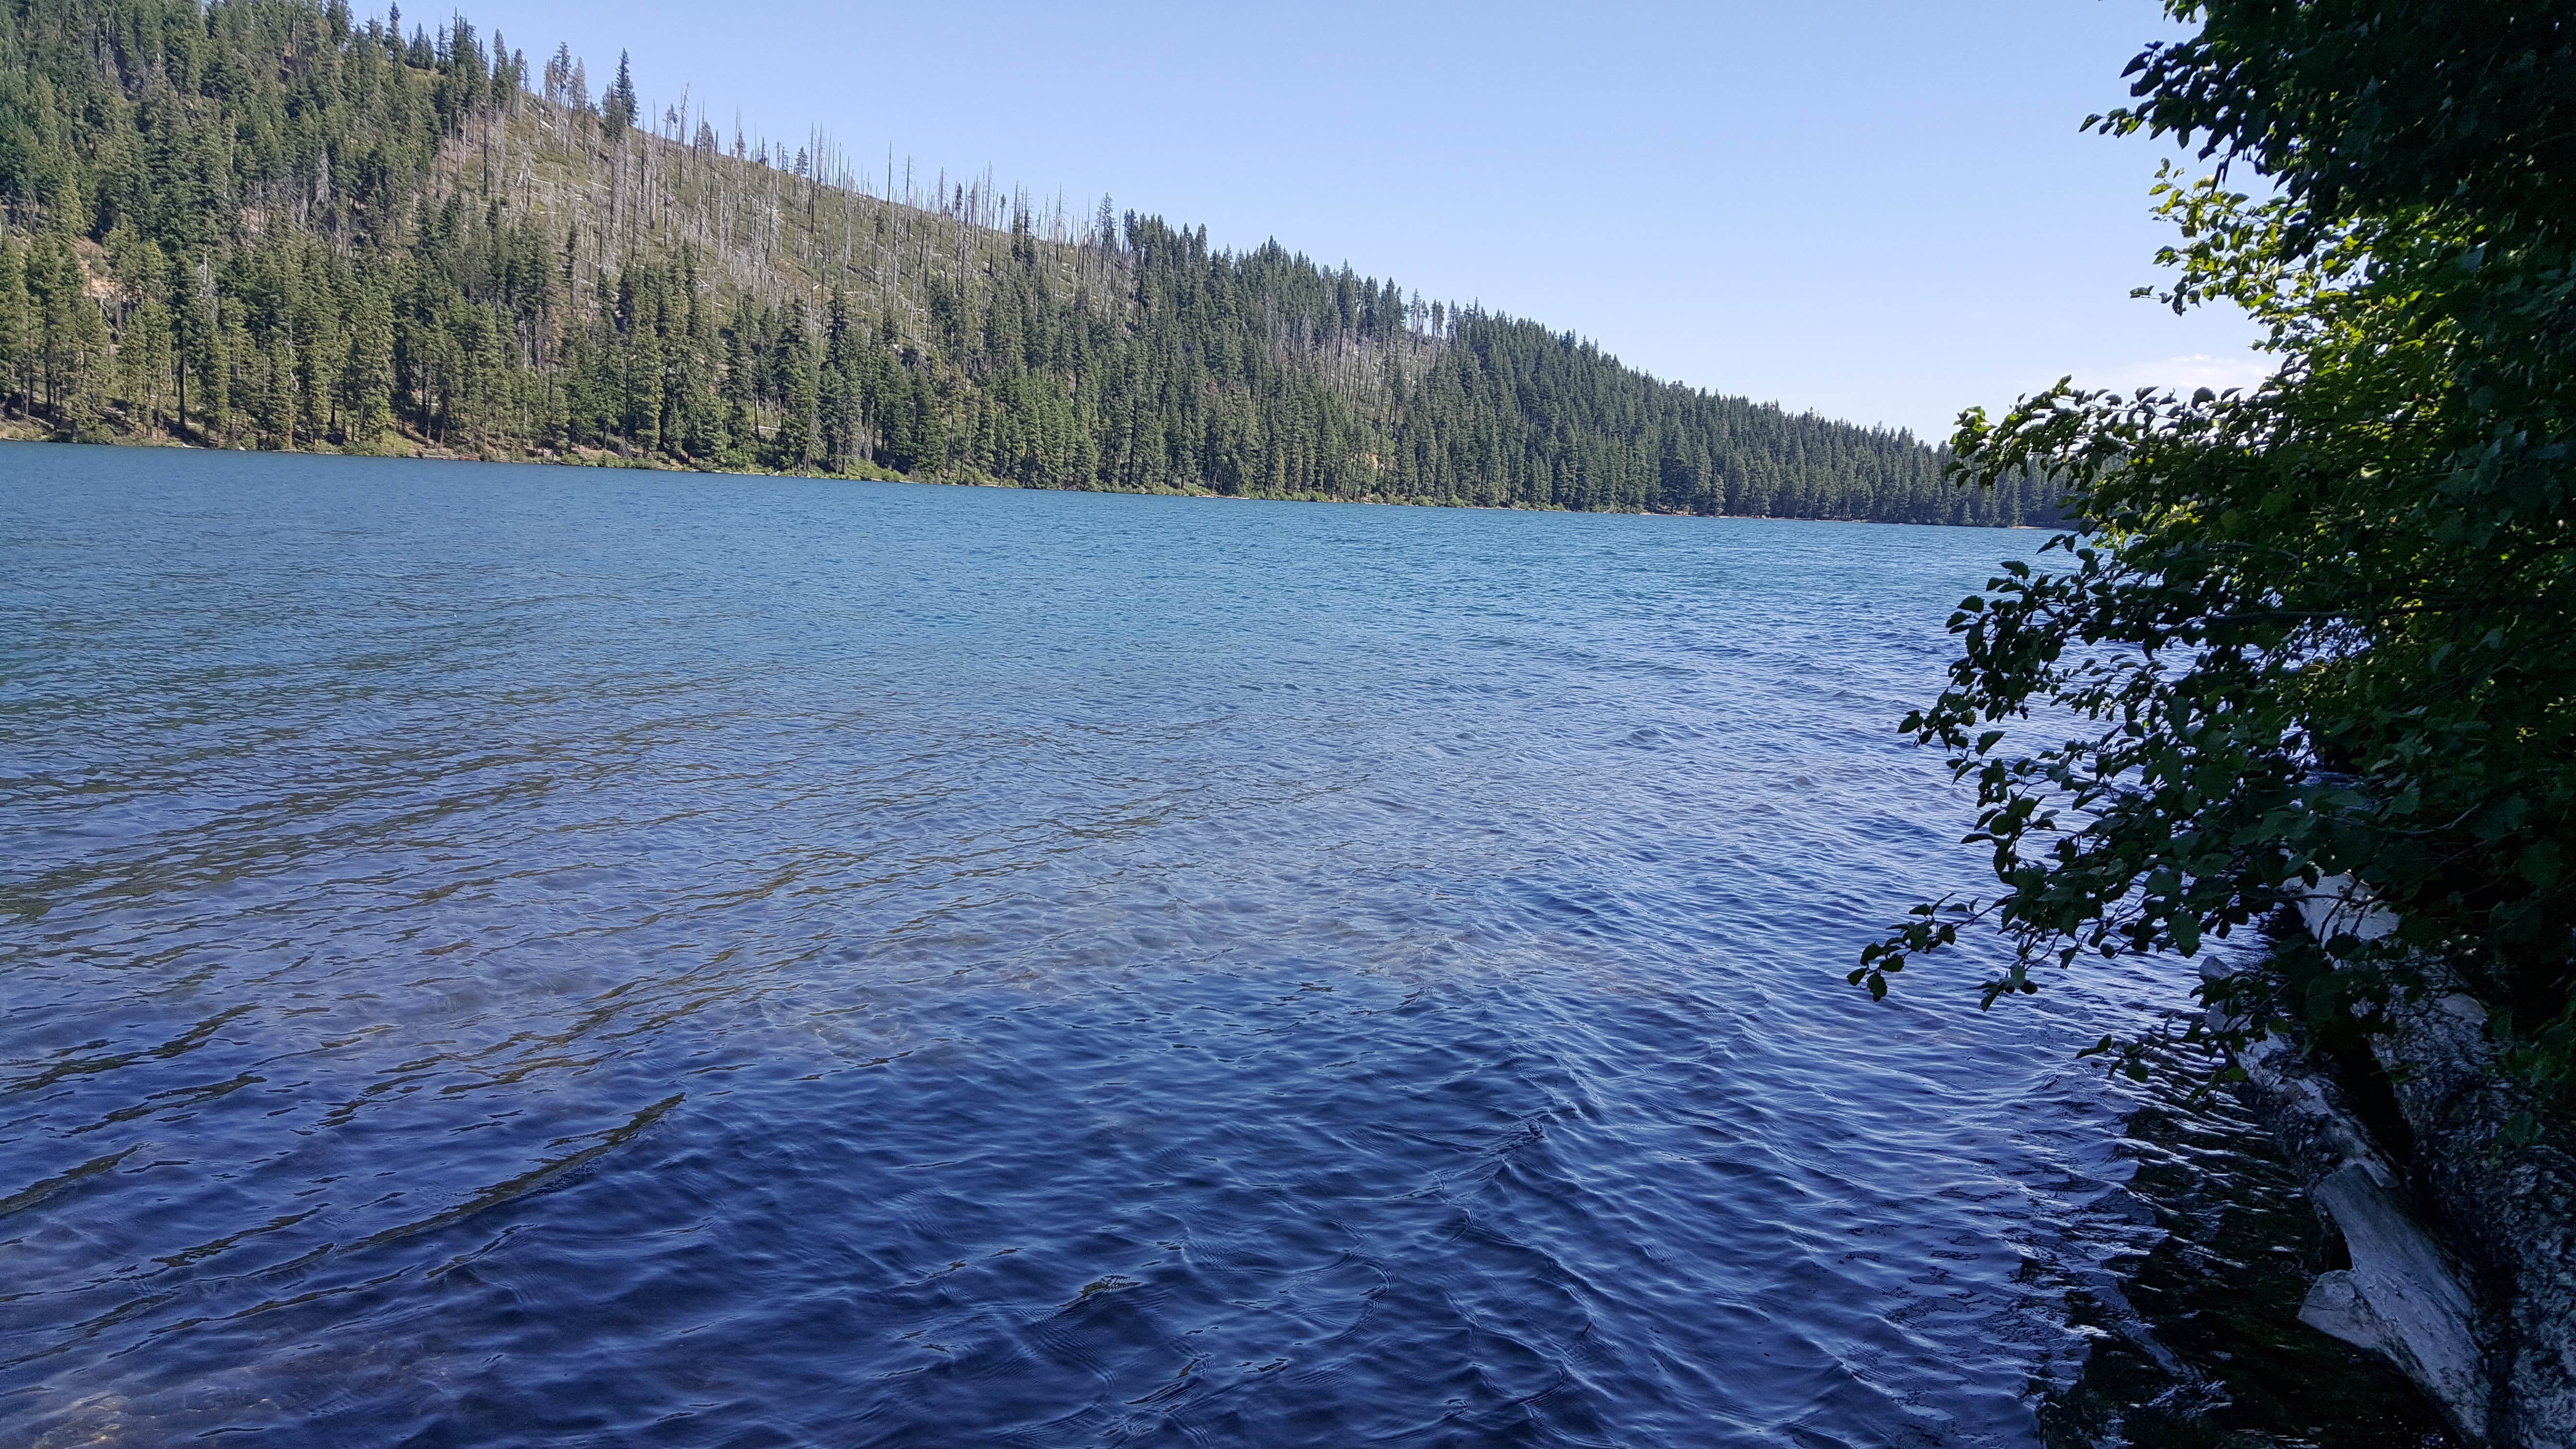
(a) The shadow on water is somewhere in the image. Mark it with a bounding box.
[2039,1057,2454,1449]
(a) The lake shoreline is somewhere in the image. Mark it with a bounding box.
[0,429,2053,528]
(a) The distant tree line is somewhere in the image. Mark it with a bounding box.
[0,0,2060,524]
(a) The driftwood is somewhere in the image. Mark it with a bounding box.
[2207,880,2576,1447]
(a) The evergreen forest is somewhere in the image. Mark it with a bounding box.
[0,0,2061,523]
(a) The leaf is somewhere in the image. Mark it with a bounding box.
[1852,7,2576,1099]
[2520,839,2561,890]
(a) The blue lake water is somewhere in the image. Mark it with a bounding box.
[1,445,2190,1447]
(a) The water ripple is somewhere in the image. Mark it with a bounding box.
[3,446,2179,1447]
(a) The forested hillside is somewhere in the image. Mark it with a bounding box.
[0,0,2060,522]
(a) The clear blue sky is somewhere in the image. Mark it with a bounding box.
[467,0,2263,441]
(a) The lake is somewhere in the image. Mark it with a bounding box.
[2,445,2189,1447]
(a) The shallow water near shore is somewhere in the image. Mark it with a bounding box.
[5,444,2339,1447]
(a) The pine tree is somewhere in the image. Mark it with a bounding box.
[0,236,28,417]
[343,280,396,451]
[820,289,859,469]
[604,50,637,134]
[720,321,756,468]
[177,271,223,443]
[773,305,816,470]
